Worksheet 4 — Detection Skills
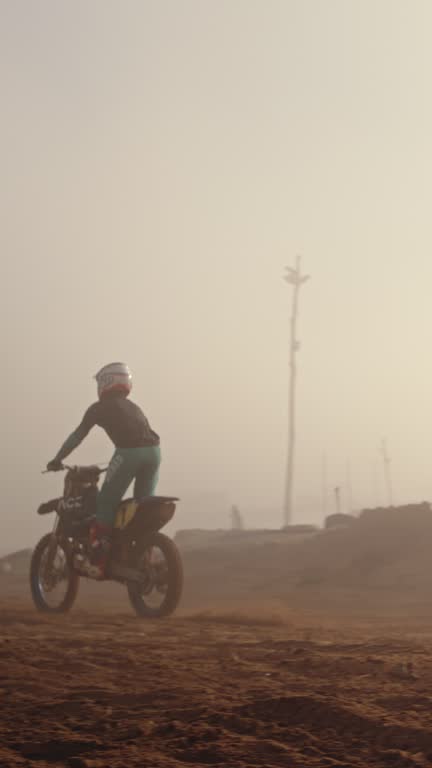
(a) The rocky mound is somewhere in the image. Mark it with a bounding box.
[183,502,432,600]
[0,548,32,578]
[3,504,432,608]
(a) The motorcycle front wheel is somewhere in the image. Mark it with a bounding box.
[127,532,183,618]
[30,533,80,613]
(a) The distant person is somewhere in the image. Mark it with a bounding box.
[231,505,244,530]
[47,362,161,578]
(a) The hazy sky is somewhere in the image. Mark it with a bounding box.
[2,0,432,550]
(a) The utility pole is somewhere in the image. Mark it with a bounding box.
[345,460,353,513]
[334,486,342,515]
[282,255,310,527]
[321,453,328,523]
[371,462,381,507]
[381,438,394,507]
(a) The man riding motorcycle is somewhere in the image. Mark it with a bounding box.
[47,362,161,578]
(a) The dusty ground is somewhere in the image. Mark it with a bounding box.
[2,591,432,768]
[3,506,432,767]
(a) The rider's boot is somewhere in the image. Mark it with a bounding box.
[86,520,113,579]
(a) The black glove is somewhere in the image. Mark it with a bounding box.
[46,459,63,472]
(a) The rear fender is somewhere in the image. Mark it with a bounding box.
[137,501,176,532]
[116,501,175,541]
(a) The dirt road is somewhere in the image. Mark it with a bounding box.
[2,599,432,768]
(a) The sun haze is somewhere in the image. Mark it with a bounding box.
[2,0,431,551]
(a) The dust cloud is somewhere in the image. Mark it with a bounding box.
[2,2,432,766]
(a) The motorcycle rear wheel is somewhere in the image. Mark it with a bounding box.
[30,533,80,613]
[127,532,183,618]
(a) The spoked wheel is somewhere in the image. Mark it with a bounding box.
[30,533,79,613]
[127,532,183,618]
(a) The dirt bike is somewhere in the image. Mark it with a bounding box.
[30,464,183,617]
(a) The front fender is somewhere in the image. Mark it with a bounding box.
[37,498,61,515]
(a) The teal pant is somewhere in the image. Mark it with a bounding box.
[96,446,161,526]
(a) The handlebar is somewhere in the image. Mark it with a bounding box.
[42,464,107,475]
[42,463,70,474]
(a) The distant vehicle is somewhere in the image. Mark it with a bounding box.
[30,464,183,617]
[324,512,354,530]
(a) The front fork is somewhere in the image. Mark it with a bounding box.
[43,516,60,577]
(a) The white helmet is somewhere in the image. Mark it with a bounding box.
[95,362,132,399]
